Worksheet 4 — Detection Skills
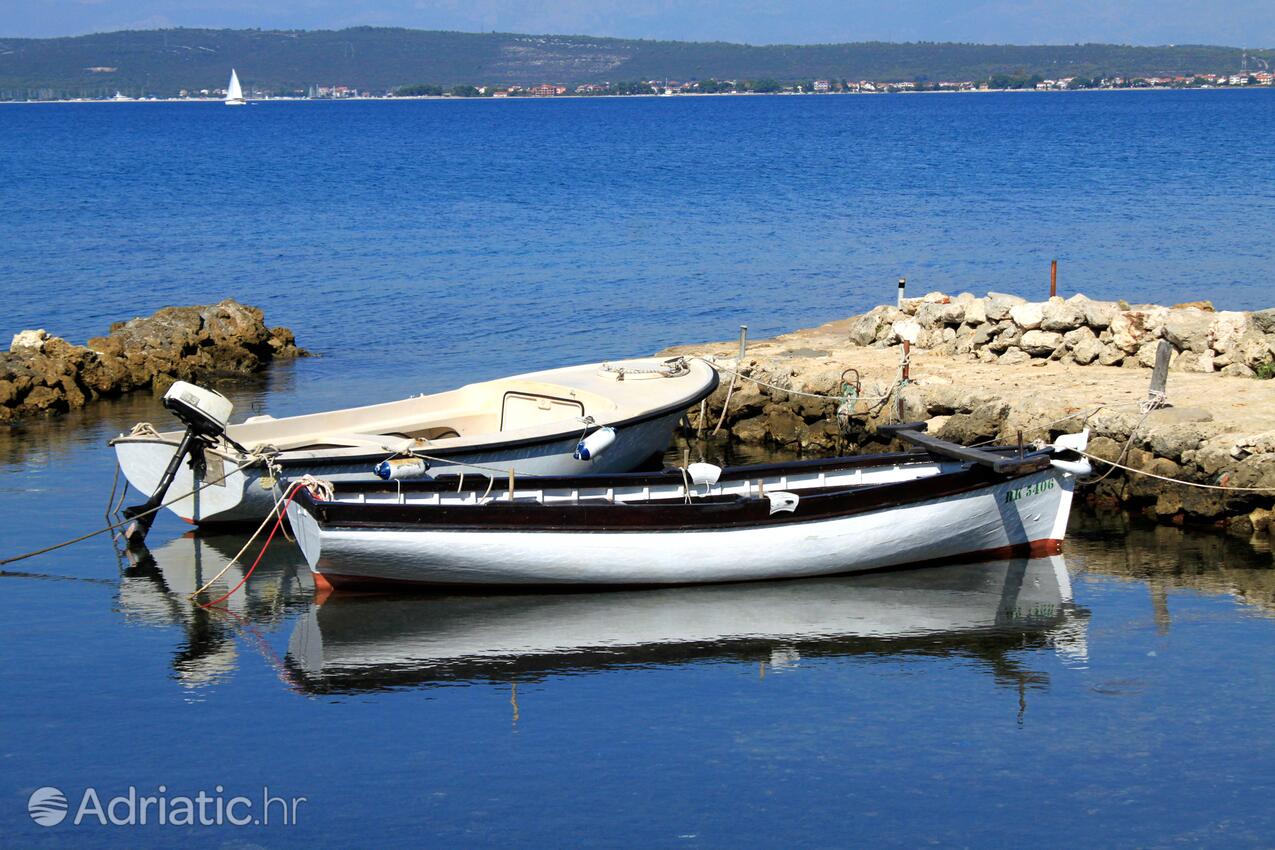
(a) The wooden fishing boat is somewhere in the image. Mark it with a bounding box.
[111,356,717,526]
[284,425,1092,589]
[285,555,1088,693]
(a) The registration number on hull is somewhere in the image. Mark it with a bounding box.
[1004,478,1055,503]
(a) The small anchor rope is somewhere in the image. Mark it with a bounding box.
[0,455,266,567]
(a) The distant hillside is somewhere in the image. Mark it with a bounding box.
[0,27,1270,99]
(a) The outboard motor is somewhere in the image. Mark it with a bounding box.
[122,382,236,547]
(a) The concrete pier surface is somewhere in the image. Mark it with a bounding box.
[665,292,1275,538]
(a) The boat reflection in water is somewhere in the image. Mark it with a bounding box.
[286,556,1090,695]
[116,533,314,688]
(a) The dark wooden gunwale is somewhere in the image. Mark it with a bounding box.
[295,461,1056,533]
[299,444,1052,496]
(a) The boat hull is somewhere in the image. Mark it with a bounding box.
[288,464,1080,587]
[115,407,686,525]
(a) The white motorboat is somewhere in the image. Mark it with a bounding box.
[285,555,1088,692]
[225,69,246,106]
[112,356,717,527]
[285,425,1091,589]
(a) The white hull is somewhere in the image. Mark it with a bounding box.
[288,464,1080,587]
[114,408,683,524]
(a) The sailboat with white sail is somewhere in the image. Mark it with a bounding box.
[225,69,246,106]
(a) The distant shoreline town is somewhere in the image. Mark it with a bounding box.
[4,70,1273,103]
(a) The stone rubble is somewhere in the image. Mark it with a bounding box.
[850,292,1275,378]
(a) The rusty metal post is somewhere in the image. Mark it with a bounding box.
[901,340,911,382]
[1050,260,1058,298]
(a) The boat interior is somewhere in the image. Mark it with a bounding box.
[124,359,713,458]
[303,455,969,509]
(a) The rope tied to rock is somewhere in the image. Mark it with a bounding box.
[1080,450,1275,492]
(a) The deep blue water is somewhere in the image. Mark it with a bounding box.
[1,90,1273,406]
[2,91,1275,847]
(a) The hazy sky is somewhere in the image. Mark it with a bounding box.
[4,0,1274,45]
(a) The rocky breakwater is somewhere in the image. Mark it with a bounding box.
[1,300,306,422]
[664,293,1275,539]
[850,291,1275,376]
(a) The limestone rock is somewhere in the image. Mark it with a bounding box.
[1171,351,1215,373]
[998,348,1032,365]
[1072,334,1104,366]
[1041,301,1085,332]
[988,324,1021,353]
[1009,302,1044,330]
[1229,454,1275,493]
[1020,330,1063,357]
[1162,308,1213,353]
[963,299,987,326]
[1251,507,1272,536]
[936,400,1009,444]
[896,384,928,423]
[2,298,304,423]
[970,323,996,349]
[915,302,947,329]
[985,292,1025,322]
[731,415,770,444]
[1220,363,1256,378]
[849,311,884,347]
[940,302,966,325]
[1097,343,1125,367]
[1086,435,1124,464]
[1143,424,1207,460]
[1233,329,1272,370]
[1144,406,1214,427]
[9,329,49,353]
[1082,300,1118,330]
[1088,408,1140,442]
[762,405,805,447]
[1234,431,1275,455]
[1209,312,1249,354]
[1110,311,1152,353]
[1135,340,1164,368]
[1252,307,1275,335]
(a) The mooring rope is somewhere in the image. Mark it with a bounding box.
[0,456,265,567]
[1080,450,1275,492]
[196,481,307,610]
[701,359,897,403]
[188,480,305,598]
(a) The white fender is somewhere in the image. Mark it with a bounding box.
[373,457,430,480]
[574,427,617,461]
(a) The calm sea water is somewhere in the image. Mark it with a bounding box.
[2,92,1274,846]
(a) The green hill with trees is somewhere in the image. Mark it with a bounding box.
[0,27,1269,99]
